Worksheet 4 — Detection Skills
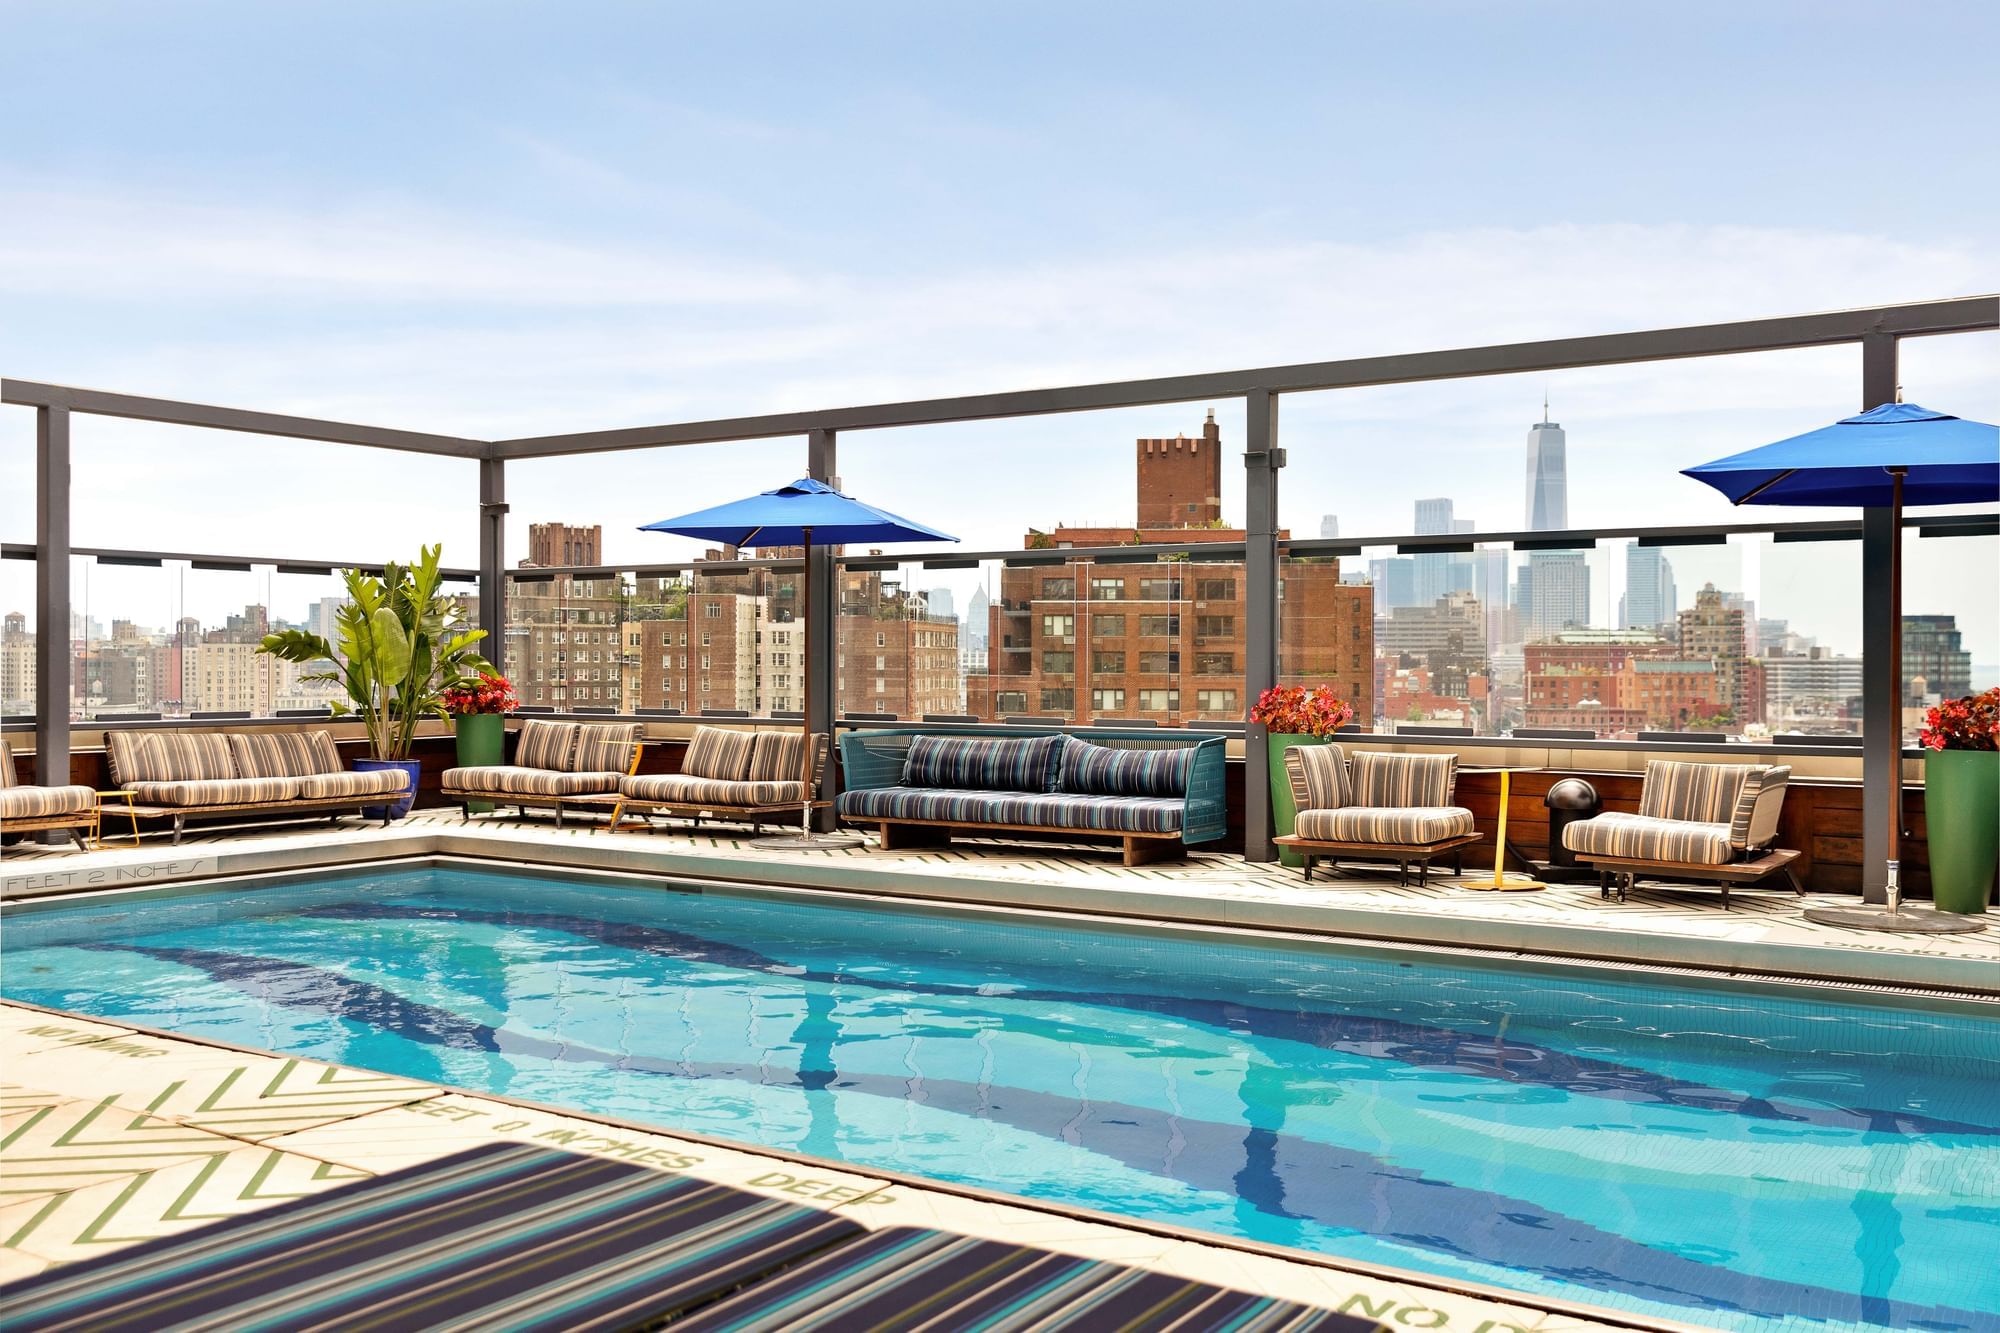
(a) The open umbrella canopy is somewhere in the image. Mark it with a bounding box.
[639,478,957,548]
[1681,403,1999,507]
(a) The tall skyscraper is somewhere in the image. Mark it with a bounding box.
[1412,498,1455,605]
[1522,403,1588,640]
[1620,545,1677,631]
[1319,515,1340,539]
[1526,401,1568,532]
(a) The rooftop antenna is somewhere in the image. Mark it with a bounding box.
[1542,388,1550,423]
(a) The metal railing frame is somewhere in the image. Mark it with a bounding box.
[6,294,1996,878]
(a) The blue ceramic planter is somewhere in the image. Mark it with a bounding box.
[354,757,422,820]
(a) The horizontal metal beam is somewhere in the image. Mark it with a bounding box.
[0,542,478,579]
[1,380,488,459]
[489,296,1999,459]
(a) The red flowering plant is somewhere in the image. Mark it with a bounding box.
[440,672,518,716]
[1248,684,1355,738]
[1917,686,2000,751]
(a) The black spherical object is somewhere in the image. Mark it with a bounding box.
[1544,778,1600,812]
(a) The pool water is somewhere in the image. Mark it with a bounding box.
[4,866,1996,1332]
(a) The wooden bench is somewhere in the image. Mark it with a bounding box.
[1274,831,1482,886]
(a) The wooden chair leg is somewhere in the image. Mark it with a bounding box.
[172,814,185,847]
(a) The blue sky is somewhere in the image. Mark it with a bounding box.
[1,1,1994,657]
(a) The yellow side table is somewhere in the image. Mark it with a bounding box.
[94,790,141,849]
[1461,767,1545,892]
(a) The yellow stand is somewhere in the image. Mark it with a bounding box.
[1465,768,1545,892]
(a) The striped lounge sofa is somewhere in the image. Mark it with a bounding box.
[1563,759,1799,906]
[0,738,98,851]
[104,729,411,845]
[836,728,1227,867]
[1273,745,1480,884]
[441,719,642,826]
[605,726,830,833]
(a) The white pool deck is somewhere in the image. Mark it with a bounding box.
[1,810,1994,1329]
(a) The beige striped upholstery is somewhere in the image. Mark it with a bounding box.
[126,777,300,807]
[1732,766,1790,850]
[514,719,578,771]
[748,730,804,783]
[1564,811,1734,866]
[1294,806,1475,845]
[1282,744,1348,812]
[442,766,625,796]
[1637,760,1752,825]
[0,738,14,788]
[569,723,640,775]
[0,785,96,818]
[622,773,804,808]
[227,731,343,778]
[1348,751,1456,808]
[684,726,755,781]
[296,769,408,799]
[108,731,237,785]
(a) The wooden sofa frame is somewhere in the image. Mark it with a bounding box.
[1273,831,1482,886]
[593,734,832,836]
[131,796,395,846]
[1580,848,1804,908]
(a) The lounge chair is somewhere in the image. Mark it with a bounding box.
[441,719,641,826]
[103,728,410,845]
[602,726,830,833]
[0,738,98,852]
[1564,759,1798,906]
[1273,745,1479,885]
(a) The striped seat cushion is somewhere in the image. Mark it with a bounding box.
[1730,765,1790,849]
[1284,743,1349,812]
[1348,750,1456,808]
[0,1142,867,1333]
[295,769,409,799]
[748,730,807,784]
[841,786,1183,835]
[680,1225,1369,1331]
[0,737,16,787]
[1293,805,1475,846]
[227,730,343,778]
[108,730,237,785]
[1564,811,1735,866]
[902,734,1064,793]
[569,723,640,774]
[0,784,96,818]
[685,725,755,780]
[622,773,804,807]
[1058,739,1195,798]
[513,718,579,771]
[125,777,300,807]
[443,766,625,796]
[1638,760,1754,826]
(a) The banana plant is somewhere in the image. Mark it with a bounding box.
[258,546,493,761]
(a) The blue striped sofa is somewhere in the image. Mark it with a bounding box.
[837,729,1227,866]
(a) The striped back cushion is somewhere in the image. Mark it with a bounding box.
[1728,765,1790,849]
[108,731,237,785]
[568,723,640,774]
[1639,760,1752,825]
[749,730,806,784]
[903,734,1063,794]
[0,738,12,788]
[1284,744,1349,812]
[1349,751,1455,809]
[1058,740,1195,799]
[514,719,578,771]
[684,726,754,780]
[228,730,343,778]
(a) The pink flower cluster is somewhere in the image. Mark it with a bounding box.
[441,672,518,716]
[1248,684,1356,738]
[1917,686,2000,752]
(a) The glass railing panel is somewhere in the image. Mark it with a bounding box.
[0,555,35,719]
[1901,530,1994,745]
[505,572,629,712]
[1276,547,1376,729]
[835,557,965,720]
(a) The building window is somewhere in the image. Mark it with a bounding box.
[1092,614,1125,638]
[1091,688,1125,712]
[1195,652,1234,674]
[1138,615,1177,637]
[1138,578,1181,601]
[876,632,886,648]
[1091,650,1125,673]
[705,603,720,619]
[1090,578,1125,601]
[1040,687,1074,712]
[1138,651,1177,674]
[1040,577,1075,599]
[1137,688,1178,712]
[1042,614,1074,638]
[996,691,1027,713]
[1196,689,1237,713]
[1195,578,1234,601]
[1195,615,1234,637]
[701,633,711,647]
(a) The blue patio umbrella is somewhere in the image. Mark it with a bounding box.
[1684,402,1998,932]
[641,478,957,846]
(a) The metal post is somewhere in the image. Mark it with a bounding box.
[478,457,507,656]
[1858,332,1898,903]
[805,428,838,830]
[35,405,71,799]
[1243,391,1284,861]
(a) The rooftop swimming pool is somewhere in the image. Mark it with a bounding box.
[4,864,1996,1332]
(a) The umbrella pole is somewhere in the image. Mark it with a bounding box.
[1884,469,1905,916]
[801,527,814,840]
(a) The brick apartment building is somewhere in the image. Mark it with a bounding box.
[1675,583,1764,727]
[1521,631,1723,735]
[967,412,1374,726]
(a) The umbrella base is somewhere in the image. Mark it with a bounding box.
[749,831,868,852]
[1802,905,1985,934]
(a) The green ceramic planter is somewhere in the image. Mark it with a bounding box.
[454,712,507,814]
[1267,733,1333,869]
[1925,748,1998,914]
